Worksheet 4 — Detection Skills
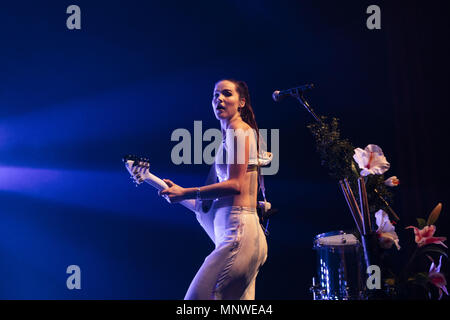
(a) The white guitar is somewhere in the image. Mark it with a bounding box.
[123,154,274,216]
[123,154,197,213]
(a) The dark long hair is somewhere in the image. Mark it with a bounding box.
[218,79,261,153]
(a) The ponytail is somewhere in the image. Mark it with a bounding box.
[219,79,261,153]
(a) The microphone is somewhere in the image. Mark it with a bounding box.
[272,84,314,102]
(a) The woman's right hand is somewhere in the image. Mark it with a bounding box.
[159,179,187,203]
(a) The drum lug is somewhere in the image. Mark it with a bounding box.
[310,277,327,300]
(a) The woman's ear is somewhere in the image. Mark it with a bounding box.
[240,98,246,108]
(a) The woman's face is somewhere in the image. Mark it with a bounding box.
[212,80,244,121]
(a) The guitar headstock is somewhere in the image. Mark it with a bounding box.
[123,154,150,186]
[123,154,150,167]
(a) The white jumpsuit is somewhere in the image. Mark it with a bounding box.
[184,129,268,300]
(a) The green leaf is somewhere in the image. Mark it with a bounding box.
[427,203,442,226]
[351,161,359,177]
[413,273,430,287]
[417,218,427,229]
[417,246,448,259]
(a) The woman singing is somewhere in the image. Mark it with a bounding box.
[131,79,269,300]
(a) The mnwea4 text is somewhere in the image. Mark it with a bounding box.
[221,304,273,315]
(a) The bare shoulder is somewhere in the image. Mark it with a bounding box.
[229,121,252,132]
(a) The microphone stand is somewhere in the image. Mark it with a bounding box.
[290,88,322,124]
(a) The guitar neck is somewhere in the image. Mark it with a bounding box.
[144,171,197,213]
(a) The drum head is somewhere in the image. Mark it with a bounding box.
[314,230,359,248]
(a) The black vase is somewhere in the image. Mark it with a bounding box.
[361,232,387,299]
[361,232,380,268]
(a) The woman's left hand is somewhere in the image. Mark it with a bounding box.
[159,179,186,203]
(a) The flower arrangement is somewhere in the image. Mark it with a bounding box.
[307,116,447,300]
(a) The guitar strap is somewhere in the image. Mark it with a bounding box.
[201,162,217,213]
[258,166,270,236]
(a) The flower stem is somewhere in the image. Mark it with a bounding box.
[401,247,419,281]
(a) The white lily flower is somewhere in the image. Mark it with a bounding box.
[353,144,390,176]
[375,209,400,250]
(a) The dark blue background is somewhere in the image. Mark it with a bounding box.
[0,1,448,299]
